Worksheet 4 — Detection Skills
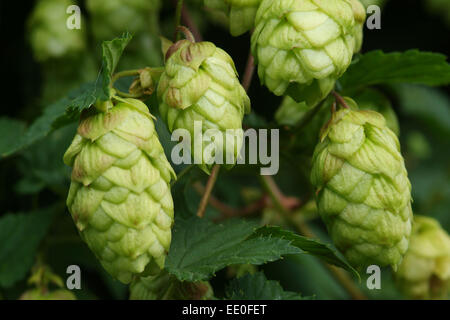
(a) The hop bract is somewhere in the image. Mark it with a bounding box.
[395,216,450,299]
[251,0,366,107]
[157,36,250,174]
[64,98,175,284]
[311,99,413,269]
[204,0,262,36]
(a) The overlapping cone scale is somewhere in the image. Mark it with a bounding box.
[64,98,175,284]
[311,103,413,269]
[251,0,366,107]
[157,39,250,174]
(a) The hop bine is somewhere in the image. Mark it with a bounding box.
[311,98,413,269]
[64,97,175,284]
[251,0,366,107]
[157,28,250,174]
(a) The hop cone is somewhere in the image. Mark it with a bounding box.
[28,0,86,61]
[395,216,450,299]
[64,98,176,284]
[251,0,365,107]
[157,36,250,174]
[204,0,262,36]
[130,272,214,300]
[311,99,413,269]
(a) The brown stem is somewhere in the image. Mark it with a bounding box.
[242,51,255,92]
[196,165,221,218]
[176,26,196,43]
[181,4,203,42]
[332,91,350,109]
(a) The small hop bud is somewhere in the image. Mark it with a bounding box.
[395,216,450,300]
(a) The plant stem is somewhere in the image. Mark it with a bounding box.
[197,164,220,218]
[111,69,141,85]
[332,91,350,109]
[242,51,255,92]
[181,3,203,42]
[174,0,185,41]
[114,89,143,99]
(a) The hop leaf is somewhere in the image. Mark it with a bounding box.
[157,37,250,174]
[64,98,176,284]
[310,100,413,269]
[395,215,450,299]
[251,0,366,107]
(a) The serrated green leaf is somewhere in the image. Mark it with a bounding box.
[101,33,133,98]
[340,50,450,92]
[226,272,304,300]
[56,33,133,126]
[0,118,26,158]
[165,217,301,281]
[253,226,359,279]
[0,207,56,288]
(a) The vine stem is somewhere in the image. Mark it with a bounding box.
[197,165,220,218]
[181,3,203,42]
[111,69,141,86]
[242,51,255,92]
[332,91,350,109]
[174,0,185,41]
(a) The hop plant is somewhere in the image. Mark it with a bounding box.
[157,30,250,174]
[310,98,413,269]
[395,216,450,299]
[251,0,366,107]
[130,272,214,300]
[204,0,262,36]
[27,0,86,61]
[63,97,176,284]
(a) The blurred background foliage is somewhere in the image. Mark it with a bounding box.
[0,0,449,300]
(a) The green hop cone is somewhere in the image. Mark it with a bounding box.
[28,0,86,62]
[395,216,450,299]
[64,97,176,284]
[130,272,214,300]
[204,0,262,36]
[251,0,366,107]
[310,98,413,269]
[157,32,250,174]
